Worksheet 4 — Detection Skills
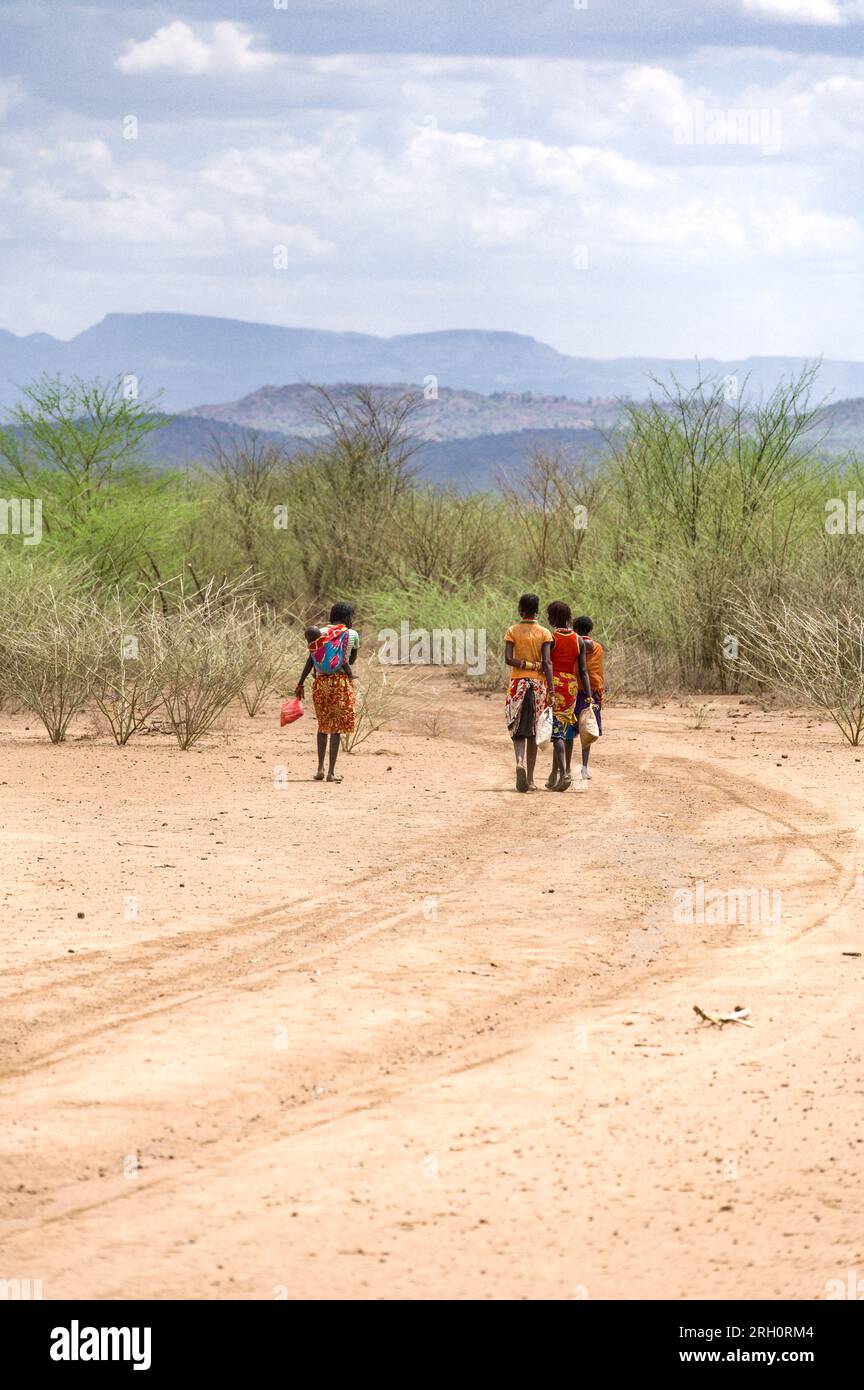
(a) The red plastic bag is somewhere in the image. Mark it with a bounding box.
[280,697,304,727]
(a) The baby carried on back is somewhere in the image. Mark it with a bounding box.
[304,624,355,679]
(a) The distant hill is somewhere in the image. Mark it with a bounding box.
[137,380,620,487]
[808,397,864,458]
[137,415,308,469]
[3,311,864,412]
[5,313,863,486]
[133,382,864,486]
[137,408,608,490]
[413,428,609,489]
[181,381,622,441]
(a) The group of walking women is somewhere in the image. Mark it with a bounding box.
[504,594,604,793]
[294,596,603,792]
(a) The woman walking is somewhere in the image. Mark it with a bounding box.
[545,600,592,791]
[295,601,359,782]
[503,593,554,793]
[574,614,604,780]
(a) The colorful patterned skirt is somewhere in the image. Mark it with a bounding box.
[312,671,356,734]
[505,676,550,740]
[551,671,580,741]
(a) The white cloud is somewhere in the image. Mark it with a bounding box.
[607,196,860,260]
[0,77,26,118]
[2,133,333,270]
[116,21,278,77]
[741,0,846,23]
[197,110,858,275]
[26,178,225,248]
[3,42,864,353]
[232,214,335,260]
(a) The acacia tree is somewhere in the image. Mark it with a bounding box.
[390,487,502,588]
[288,386,422,595]
[500,445,602,577]
[0,565,98,743]
[607,366,825,685]
[0,375,170,581]
[208,430,286,574]
[0,375,165,513]
[730,592,864,745]
[612,366,822,551]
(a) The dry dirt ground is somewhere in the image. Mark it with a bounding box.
[1,685,862,1301]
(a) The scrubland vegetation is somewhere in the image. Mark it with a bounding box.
[3,366,864,744]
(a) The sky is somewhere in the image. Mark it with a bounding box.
[1,0,863,358]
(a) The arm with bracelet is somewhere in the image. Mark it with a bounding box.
[578,635,593,705]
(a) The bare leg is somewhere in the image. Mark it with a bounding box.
[526,737,539,789]
[556,737,572,791]
[315,731,327,779]
[327,732,342,781]
[565,739,574,774]
[513,735,528,791]
[546,742,560,789]
[581,742,591,779]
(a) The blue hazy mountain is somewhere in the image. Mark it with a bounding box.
[2,312,862,412]
[135,413,609,491]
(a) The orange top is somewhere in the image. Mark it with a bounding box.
[504,619,552,678]
[550,628,582,677]
[583,638,605,695]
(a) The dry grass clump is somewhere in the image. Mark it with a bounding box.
[730,593,864,745]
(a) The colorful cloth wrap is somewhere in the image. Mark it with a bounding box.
[505,676,550,739]
[551,671,580,742]
[309,623,351,674]
[312,670,356,734]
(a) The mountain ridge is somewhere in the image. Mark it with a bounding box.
[1,312,860,412]
[181,380,623,441]
[129,382,864,489]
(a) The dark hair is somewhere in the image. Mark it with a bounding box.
[518,592,540,618]
[573,615,593,636]
[547,600,571,629]
[304,626,322,643]
[330,601,354,626]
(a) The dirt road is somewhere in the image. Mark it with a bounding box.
[1,689,862,1299]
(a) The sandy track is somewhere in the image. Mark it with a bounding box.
[1,691,862,1299]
